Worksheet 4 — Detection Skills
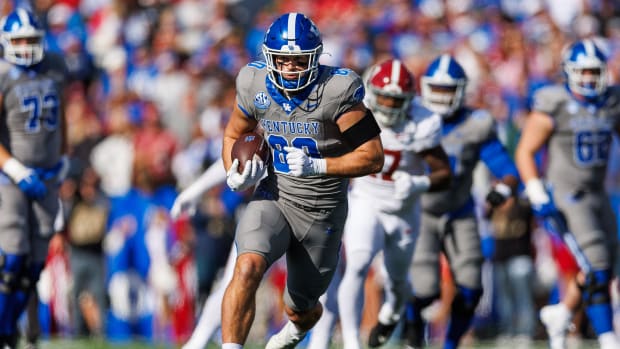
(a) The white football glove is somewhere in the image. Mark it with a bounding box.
[284,146,327,177]
[226,155,266,191]
[392,170,431,200]
[524,178,551,206]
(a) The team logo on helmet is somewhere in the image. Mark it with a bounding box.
[254,92,271,109]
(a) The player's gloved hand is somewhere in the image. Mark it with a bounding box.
[525,178,556,217]
[392,170,431,200]
[2,158,47,199]
[485,182,512,207]
[226,156,266,192]
[284,146,327,177]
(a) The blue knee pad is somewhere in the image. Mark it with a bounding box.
[0,253,29,336]
[13,261,44,321]
[581,270,611,305]
[581,269,614,335]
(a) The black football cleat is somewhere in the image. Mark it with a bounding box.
[368,321,398,348]
[404,319,425,349]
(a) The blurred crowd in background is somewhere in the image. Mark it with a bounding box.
[5,0,620,347]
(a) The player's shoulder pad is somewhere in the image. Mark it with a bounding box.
[322,65,365,104]
[401,99,441,150]
[0,59,11,75]
[531,84,567,114]
[468,108,497,137]
[236,61,266,91]
[409,97,434,122]
[415,112,442,138]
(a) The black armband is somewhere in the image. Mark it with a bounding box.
[342,109,381,149]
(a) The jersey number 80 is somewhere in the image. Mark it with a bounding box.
[268,135,321,174]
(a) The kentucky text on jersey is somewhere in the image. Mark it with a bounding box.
[260,119,321,135]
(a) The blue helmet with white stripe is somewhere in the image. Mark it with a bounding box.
[0,8,44,66]
[262,13,323,92]
[421,54,467,117]
[562,39,608,98]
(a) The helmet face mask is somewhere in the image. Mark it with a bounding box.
[262,13,322,92]
[364,59,414,127]
[421,54,467,117]
[0,9,45,67]
[563,39,608,98]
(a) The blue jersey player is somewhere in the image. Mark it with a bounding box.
[0,8,69,348]
[220,12,384,349]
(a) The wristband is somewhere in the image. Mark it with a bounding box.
[312,158,327,175]
[411,175,431,192]
[2,158,30,182]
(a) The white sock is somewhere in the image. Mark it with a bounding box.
[555,303,573,318]
[284,321,306,337]
[222,343,243,349]
[599,332,620,348]
[377,303,399,325]
[183,248,237,349]
[337,250,373,349]
[308,284,339,349]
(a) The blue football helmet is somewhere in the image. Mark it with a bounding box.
[0,8,44,66]
[562,39,607,98]
[421,54,467,117]
[262,12,323,92]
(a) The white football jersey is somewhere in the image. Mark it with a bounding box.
[350,98,442,211]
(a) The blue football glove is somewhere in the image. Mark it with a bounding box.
[2,158,47,199]
[18,173,47,199]
[530,200,558,217]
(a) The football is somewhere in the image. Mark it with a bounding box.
[231,131,270,172]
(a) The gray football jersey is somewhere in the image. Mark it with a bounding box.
[235,62,365,208]
[422,108,497,215]
[532,85,620,192]
[0,53,67,168]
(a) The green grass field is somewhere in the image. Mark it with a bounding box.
[30,338,602,349]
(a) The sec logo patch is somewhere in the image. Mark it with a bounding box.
[254,92,271,109]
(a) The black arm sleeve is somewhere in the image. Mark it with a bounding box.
[342,109,381,149]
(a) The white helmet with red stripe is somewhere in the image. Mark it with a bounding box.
[364,59,415,127]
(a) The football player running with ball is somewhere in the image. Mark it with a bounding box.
[220,12,384,349]
[336,59,451,349]
[0,8,69,348]
[515,39,620,349]
[400,54,520,349]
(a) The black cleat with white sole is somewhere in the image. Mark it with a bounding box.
[368,321,398,348]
